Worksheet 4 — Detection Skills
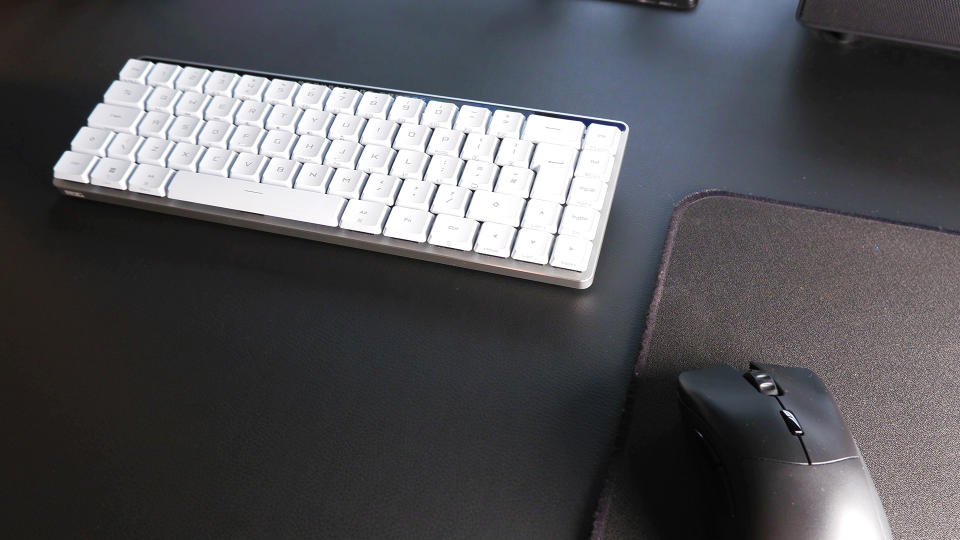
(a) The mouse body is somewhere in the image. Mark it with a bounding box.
[677,362,892,540]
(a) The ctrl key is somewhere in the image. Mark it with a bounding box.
[428,214,479,251]
[53,151,98,183]
[128,164,174,196]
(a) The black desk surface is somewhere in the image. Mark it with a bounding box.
[2,0,958,538]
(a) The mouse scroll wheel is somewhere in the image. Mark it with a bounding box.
[744,370,780,396]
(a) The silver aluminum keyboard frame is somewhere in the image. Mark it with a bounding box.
[52,56,630,288]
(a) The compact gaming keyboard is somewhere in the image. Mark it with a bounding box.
[53,58,629,288]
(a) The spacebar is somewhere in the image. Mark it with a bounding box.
[167,172,346,227]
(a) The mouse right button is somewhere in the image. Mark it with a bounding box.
[763,365,861,463]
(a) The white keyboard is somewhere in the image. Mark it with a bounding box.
[53,58,629,288]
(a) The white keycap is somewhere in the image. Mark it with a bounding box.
[360,173,402,205]
[356,145,397,175]
[494,166,534,198]
[388,96,425,124]
[453,105,491,134]
[466,190,525,227]
[205,96,240,122]
[324,140,362,169]
[146,62,182,88]
[167,142,205,172]
[264,79,299,106]
[340,199,389,235]
[384,206,433,243]
[260,130,297,159]
[145,87,181,114]
[106,133,143,161]
[327,168,368,199]
[460,133,498,162]
[422,100,458,129]
[325,87,362,114]
[228,125,265,153]
[428,213,479,251]
[488,110,524,139]
[522,115,585,149]
[531,143,578,179]
[558,206,600,240]
[230,152,267,182]
[327,114,366,142]
[296,110,334,136]
[88,103,144,134]
[294,163,335,192]
[574,149,613,180]
[392,124,431,152]
[175,91,211,119]
[71,127,114,156]
[360,119,399,147]
[205,70,240,97]
[550,235,593,272]
[168,116,203,144]
[90,157,135,189]
[431,184,472,217]
[424,155,464,185]
[262,157,301,187]
[265,104,302,132]
[197,120,235,149]
[356,92,393,119]
[583,124,621,154]
[237,100,272,127]
[390,150,430,181]
[291,135,330,164]
[395,179,436,211]
[530,164,572,203]
[512,228,554,265]
[294,83,330,110]
[234,75,268,101]
[459,161,498,191]
[494,138,534,167]
[174,66,210,93]
[53,151,97,183]
[567,178,608,211]
[138,111,173,138]
[520,199,562,233]
[119,59,153,84]
[104,80,150,109]
[127,164,174,196]
[474,222,516,258]
[426,128,465,157]
[167,171,346,227]
[197,148,237,177]
[137,137,174,166]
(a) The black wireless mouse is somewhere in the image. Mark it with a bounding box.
[677,362,892,540]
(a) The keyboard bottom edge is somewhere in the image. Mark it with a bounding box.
[52,178,596,289]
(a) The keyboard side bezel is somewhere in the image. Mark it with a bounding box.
[52,56,630,288]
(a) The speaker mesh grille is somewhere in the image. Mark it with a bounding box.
[800,0,960,50]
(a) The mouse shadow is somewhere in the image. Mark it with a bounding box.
[594,359,710,539]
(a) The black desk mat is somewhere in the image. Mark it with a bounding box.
[591,193,960,540]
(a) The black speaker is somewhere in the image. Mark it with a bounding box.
[797,0,960,52]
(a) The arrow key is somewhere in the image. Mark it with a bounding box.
[474,222,516,258]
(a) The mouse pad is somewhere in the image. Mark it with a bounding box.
[591,193,960,540]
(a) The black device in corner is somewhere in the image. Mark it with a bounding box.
[632,0,697,11]
[797,0,960,53]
